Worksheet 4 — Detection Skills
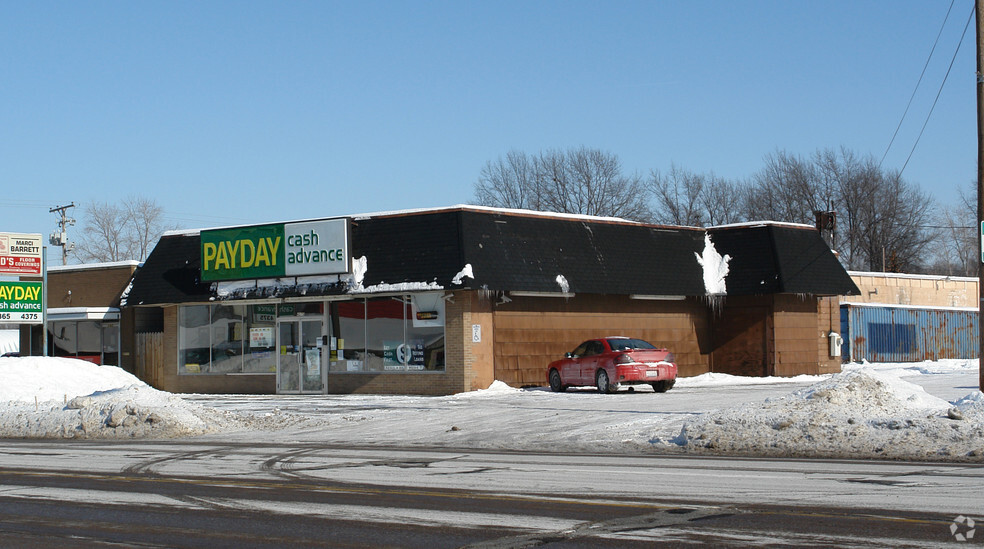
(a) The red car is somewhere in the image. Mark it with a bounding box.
[547,337,678,393]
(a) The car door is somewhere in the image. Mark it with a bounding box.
[579,340,606,382]
[560,341,587,384]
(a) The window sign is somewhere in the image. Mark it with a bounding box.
[250,327,275,348]
[253,305,276,323]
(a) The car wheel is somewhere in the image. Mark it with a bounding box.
[548,369,566,392]
[651,379,675,393]
[596,370,618,394]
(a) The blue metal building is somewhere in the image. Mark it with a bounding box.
[840,303,979,362]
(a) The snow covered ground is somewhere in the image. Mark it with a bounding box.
[0,356,981,462]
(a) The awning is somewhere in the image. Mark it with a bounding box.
[46,307,120,322]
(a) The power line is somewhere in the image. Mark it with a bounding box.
[899,5,975,177]
[880,0,956,168]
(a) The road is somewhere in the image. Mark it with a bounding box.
[0,440,979,547]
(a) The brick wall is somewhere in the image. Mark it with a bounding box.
[46,264,138,308]
[848,272,978,308]
[490,294,710,387]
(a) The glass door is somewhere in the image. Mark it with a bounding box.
[277,317,324,393]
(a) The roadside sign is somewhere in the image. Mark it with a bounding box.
[0,281,43,324]
[0,232,43,276]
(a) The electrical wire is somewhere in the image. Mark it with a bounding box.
[879,0,956,168]
[899,5,975,177]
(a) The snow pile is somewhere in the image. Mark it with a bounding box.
[450,380,522,398]
[677,372,828,388]
[673,367,984,461]
[0,357,272,439]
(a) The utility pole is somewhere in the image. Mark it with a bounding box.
[49,203,76,266]
[977,0,983,392]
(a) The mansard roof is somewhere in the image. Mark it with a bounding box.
[123,206,858,306]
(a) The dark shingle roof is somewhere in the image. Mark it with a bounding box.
[123,208,858,306]
[708,224,859,296]
[458,210,706,295]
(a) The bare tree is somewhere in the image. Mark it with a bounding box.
[74,196,173,263]
[473,151,543,211]
[747,148,936,272]
[472,147,650,221]
[649,165,748,226]
[124,196,167,261]
[923,181,976,276]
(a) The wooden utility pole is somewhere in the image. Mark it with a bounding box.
[977,0,983,391]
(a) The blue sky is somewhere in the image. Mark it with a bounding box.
[1,1,977,250]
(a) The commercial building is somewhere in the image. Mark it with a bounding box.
[840,272,979,362]
[115,206,858,395]
[20,261,139,365]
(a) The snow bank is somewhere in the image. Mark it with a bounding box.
[0,357,275,439]
[677,372,828,388]
[672,367,984,461]
[451,380,522,398]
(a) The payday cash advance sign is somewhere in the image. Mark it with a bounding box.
[201,219,350,282]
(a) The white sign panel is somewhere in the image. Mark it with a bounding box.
[0,233,43,276]
[284,219,350,276]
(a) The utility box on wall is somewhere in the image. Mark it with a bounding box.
[828,331,842,358]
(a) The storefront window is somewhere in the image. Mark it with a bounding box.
[101,324,119,366]
[179,305,212,374]
[244,304,277,373]
[50,321,77,357]
[329,300,365,372]
[328,294,444,373]
[209,305,245,374]
[180,304,285,375]
[48,320,119,365]
[407,295,445,371]
[180,295,444,376]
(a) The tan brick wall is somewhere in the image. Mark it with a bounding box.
[816,296,842,374]
[771,295,841,376]
[847,273,977,308]
[45,264,138,308]
[490,294,710,387]
[460,292,495,392]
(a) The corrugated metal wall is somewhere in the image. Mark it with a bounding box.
[840,304,979,362]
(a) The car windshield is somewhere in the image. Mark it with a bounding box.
[607,338,656,351]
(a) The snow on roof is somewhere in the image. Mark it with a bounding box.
[706,220,816,231]
[48,260,141,272]
[849,271,979,283]
[840,301,979,313]
[161,204,675,237]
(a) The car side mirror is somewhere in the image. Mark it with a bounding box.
[565,352,574,359]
